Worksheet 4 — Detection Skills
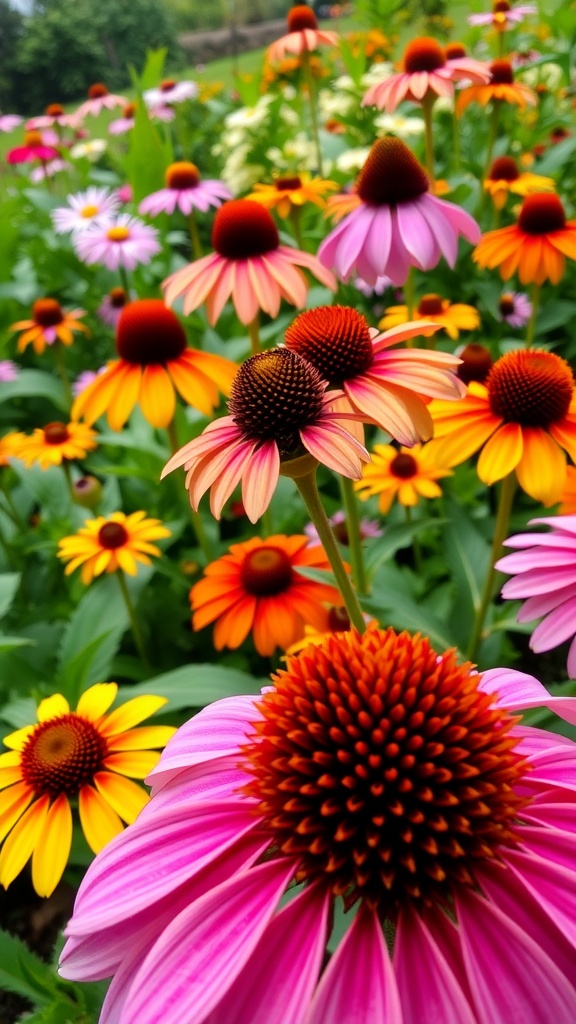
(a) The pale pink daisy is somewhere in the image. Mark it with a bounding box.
[499,290,533,328]
[0,360,18,382]
[74,214,161,272]
[362,35,490,113]
[51,187,121,235]
[469,1,537,29]
[143,79,198,108]
[108,103,137,136]
[267,5,338,63]
[318,137,481,287]
[161,347,368,522]
[497,514,576,678]
[75,83,127,119]
[29,158,70,183]
[139,161,231,218]
[147,104,176,123]
[60,624,576,1024]
[284,305,465,445]
[162,199,336,326]
[97,287,131,328]
[0,114,22,133]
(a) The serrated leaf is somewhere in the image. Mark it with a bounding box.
[0,927,57,1006]
[117,664,263,711]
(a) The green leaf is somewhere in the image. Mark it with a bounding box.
[0,573,21,619]
[0,634,35,651]
[124,52,173,204]
[443,501,490,651]
[0,696,37,727]
[117,664,263,711]
[0,370,67,411]
[57,576,130,698]
[365,520,444,575]
[0,927,57,1006]
[364,588,461,653]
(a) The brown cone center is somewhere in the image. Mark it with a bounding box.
[488,156,519,181]
[518,193,566,234]
[285,306,374,384]
[88,83,108,99]
[33,299,64,327]
[287,5,318,31]
[43,422,70,445]
[276,176,303,191]
[240,547,293,596]
[489,60,514,85]
[20,714,107,797]
[356,138,429,207]
[116,299,187,365]
[212,200,279,259]
[487,349,574,427]
[390,452,418,478]
[166,161,200,189]
[417,294,445,317]
[403,37,446,73]
[457,344,493,385]
[98,522,129,549]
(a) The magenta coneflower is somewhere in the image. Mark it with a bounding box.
[75,82,127,119]
[74,214,161,271]
[60,625,576,1024]
[143,79,198,108]
[267,4,338,63]
[499,290,532,328]
[318,137,481,286]
[284,305,465,445]
[52,187,120,235]
[163,199,336,326]
[497,514,576,678]
[6,129,58,165]
[362,35,490,113]
[139,162,231,218]
[162,348,368,522]
[97,287,130,328]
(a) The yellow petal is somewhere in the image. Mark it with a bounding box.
[76,682,119,721]
[102,750,161,779]
[0,782,34,842]
[106,725,177,751]
[31,795,72,897]
[0,767,24,790]
[99,695,168,737]
[78,785,124,854]
[477,422,523,485]
[37,693,70,722]
[0,795,49,889]
[516,429,566,505]
[0,751,21,769]
[3,725,35,751]
[94,771,149,824]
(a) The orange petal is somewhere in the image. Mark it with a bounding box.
[515,429,566,505]
[477,422,523,484]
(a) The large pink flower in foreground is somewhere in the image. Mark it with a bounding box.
[60,625,576,1023]
[284,305,465,445]
[497,514,576,678]
[162,199,336,325]
[362,35,490,113]
[318,137,480,286]
[162,347,368,522]
[267,4,338,63]
[139,161,231,217]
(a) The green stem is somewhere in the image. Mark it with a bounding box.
[404,267,416,342]
[117,570,152,671]
[421,93,436,190]
[467,472,516,663]
[248,315,261,356]
[289,206,305,250]
[525,284,540,348]
[166,420,213,562]
[340,475,369,596]
[295,471,366,633]
[52,343,72,407]
[301,48,323,176]
[497,28,506,58]
[0,477,27,530]
[452,109,460,174]
[118,263,130,295]
[483,100,501,184]
[189,211,202,261]
[405,505,423,575]
[61,460,74,500]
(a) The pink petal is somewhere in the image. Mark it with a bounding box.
[480,667,576,726]
[241,440,280,523]
[144,755,248,816]
[204,258,236,324]
[515,583,576,622]
[504,847,576,949]
[301,421,368,478]
[383,213,412,285]
[363,205,392,275]
[500,565,576,597]
[531,596,576,650]
[497,545,576,571]
[395,201,439,269]
[232,260,260,324]
[517,822,576,872]
[395,907,475,1023]
[209,439,257,519]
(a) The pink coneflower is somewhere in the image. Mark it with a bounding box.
[162,348,368,522]
[75,82,127,119]
[497,514,576,678]
[305,508,382,545]
[284,305,465,444]
[97,287,130,328]
[6,129,58,165]
[60,625,576,1024]
[116,184,133,204]
[143,78,198,108]
[499,290,532,328]
[51,187,120,235]
[0,114,22,132]
[0,360,18,382]
[108,103,137,136]
[147,104,176,123]
[267,4,338,62]
[354,274,392,296]
[318,137,480,286]
[139,162,231,218]
[362,35,490,113]
[29,158,70,183]
[162,199,336,326]
[468,1,537,29]
[74,214,161,271]
[26,104,80,130]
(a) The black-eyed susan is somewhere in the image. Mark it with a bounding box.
[0,432,27,468]
[378,293,480,340]
[430,348,576,505]
[473,193,576,285]
[58,511,170,584]
[10,298,89,355]
[0,683,175,896]
[15,421,98,470]
[483,155,555,210]
[456,60,537,115]
[355,441,453,513]
[246,174,338,218]
[71,299,236,430]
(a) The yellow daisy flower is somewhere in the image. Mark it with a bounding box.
[378,294,480,341]
[0,432,27,468]
[246,173,338,219]
[0,683,176,896]
[355,442,453,514]
[10,298,89,355]
[58,511,171,584]
[15,421,98,469]
[483,155,555,210]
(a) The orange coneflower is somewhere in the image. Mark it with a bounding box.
[355,441,453,514]
[430,348,576,504]
[456,59,537,114]
[15,421,98,469]
[190,534,345,656]
[10,299,89,355]
[473,193,576,285]
[246,173,338,218]
[0,683,175,896]
[378,293,480,340]
[72,299,236,430]
[483,155,555,209]
[58,511,171,584]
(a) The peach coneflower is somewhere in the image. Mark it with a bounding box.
[379,293,480,340]
[190,534,344,656]
[0,683,175,896]
[284,305,465,445]
[430,348,576,504]
[318,138,480,286]
[483,155,555,209]
[10,299,89,355]
[266,5,338,63]
[473,193,576,285]
[246,173,338,218]
[162,348,369,523]
[76,82,127,119]
[162,199,336,326]
[355,441,453,514]
[456,59,537,114]
[58,511,171,584]
[15,421,98,470]
[362,35,490,113]
[72,299,236,431]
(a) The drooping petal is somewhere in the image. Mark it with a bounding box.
[241,440,280,523]
[480,666,576,725]
[395,906,475,1024]
[0,794,50,888]
[31,794,72,897]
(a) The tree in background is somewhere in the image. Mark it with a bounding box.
[0,1,25,113]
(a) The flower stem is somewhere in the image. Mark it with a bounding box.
[525,284,540,348]
[467,472,516,663]
[295,471,366,633]
[188,211,202,261]
[118,263,130,295]
[452,110,460,174]
[117,570,151,671]
[166,420,214,562]
[340,475,369,595]
[404,267,416,345]
[301,48,323,177]
[421,93,436,190]
[52,343,72,407]
[248,314,261,356]
[483,100,501,184]
[61,460,74,500]
[405,505,423,575]
[0,476,26,531]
